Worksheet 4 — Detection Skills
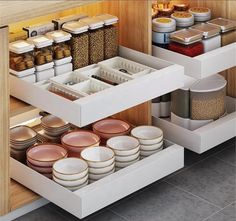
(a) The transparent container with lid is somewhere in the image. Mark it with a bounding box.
[96,14,119,59]
[171,12,194,29]
[9,40,35,75]
[62,21,89,70]
[80,17,105,64]
[189,7,211,23]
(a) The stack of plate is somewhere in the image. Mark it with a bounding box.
[10,126,37,162]
[53,158,89,191]
[107,136,140,171]
[131,126,163,159]
[61,130,100,157]
[26,143,68,179]
[81,146,115,183]
[92,118,131,144]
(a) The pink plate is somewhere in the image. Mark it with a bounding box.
[61,130,100,148]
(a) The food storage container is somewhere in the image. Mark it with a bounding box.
[189,7,211,23]
[62,21,89,70]
[152,17,176,48]
[9,40,35,76]
[80,17,105,64]
[173,3,189,12]
[171,12,194,28]
[157,8,174,18]
[152,97,161,118]
[190,23,221,52]
[96,14,119,59]
[160,94,171,117]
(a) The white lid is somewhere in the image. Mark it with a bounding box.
[96,14,118,25]
[171,12,194,23]
[181,75,197,91]
[27,35,53,48]
[62,21,89,34]
[189,7,211,17]
[80,17,104,30]
[152,17,176,32]
[9,40,34,54]
[46,30,71,43]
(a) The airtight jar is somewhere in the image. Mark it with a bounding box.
[152,17,176,48]
[173,3,189,12]
[171,12,194,29]
[189,7,211,23]
[62,21,89,70]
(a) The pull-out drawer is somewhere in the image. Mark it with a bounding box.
[10,46,184,127]
[152,43,236,79]
[153,96,236,154]
[10,140,184,219]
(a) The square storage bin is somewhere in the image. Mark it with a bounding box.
[54,63,73,76]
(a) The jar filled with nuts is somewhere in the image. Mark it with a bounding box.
[62,21,89,70]
[96,14,119,59]
[9,40,35,74]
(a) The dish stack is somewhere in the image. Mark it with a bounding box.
[26,143,68,179]
[81,146,115,184]
[10,126,37,162]
[92,118,131,144]
[61,130,100,157]
[53,158,89,191]
[107,136,140,171]
[40,114,70,143]
[131,126,164,159]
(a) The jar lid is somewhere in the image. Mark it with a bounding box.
[174,3,189,12]
[170,29,203,44]
[96,14,118,25]
[27,35,53,48]
[171,12,194,27]
[9,40,34,54]
[46,30,72,43]
[190,23,221,39]
[80,17,104,30]
[189,7,211,17]
[62,21,89,34]
[152,17,176,33]
[207,18,236,33]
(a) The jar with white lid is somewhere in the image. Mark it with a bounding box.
[190,23,221,53]
[152,17,176,48]
[80,17,105,64]
[171,12,194,29]
[189,7,211,23]
[96,14,119,59]
[62,21,89,70]
[9,40,35,75]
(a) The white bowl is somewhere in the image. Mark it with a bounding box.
[53,174,88,187]
[89,168,115,180]
[131,126,163,145]
[67,180,88,191]
[81,146,115,168]
[107,136,140,156]
[115,151,140,162]
[115,157,140,168]
[140,140,163,151]
[53,158,88,181]
[88,162,115,174]
[140,147,163,157]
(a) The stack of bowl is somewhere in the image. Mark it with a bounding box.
[81,146,115,183]
[53,158,89,191]
[61,130,100,157]
[131,126,163,159]
[10,125,37,162]
[92,118,131,144]
[26,143,68,179]
[107,136,140,171]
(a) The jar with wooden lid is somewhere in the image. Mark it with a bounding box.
[171,12,194,29]
[62,21,89,70]
[80,17,105,64]
[96,14,119,59]
[189,7,211,23]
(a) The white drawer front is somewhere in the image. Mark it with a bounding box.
[10,142,184,219]
[152,43,236,79]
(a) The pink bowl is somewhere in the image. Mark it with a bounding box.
[27,160,53,174]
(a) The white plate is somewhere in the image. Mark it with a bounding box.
[107,135,140,156]
[115,151,140,162]
[88,168,115,180]
[115,157,140,168]
[140,140,163,151]
[53,174,88,187]
[140,148,163,157]
[66,180,88,191]
[88,162,115,174]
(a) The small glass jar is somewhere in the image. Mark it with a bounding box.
[62,21,89,70]
[173,3,189,12]
[189,7,211,23]
[160,93,171,117]
[171,12,194,29]
[157,8,174,18]
[9,40,35,73]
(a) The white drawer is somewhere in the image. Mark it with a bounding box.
[10,140,184,219]
[153,96,236,154]
[10,46,184,127]
[152,43,236,79]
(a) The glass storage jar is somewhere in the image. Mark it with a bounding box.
[62,21,89,70]
[189,7,211,23]
[171,12,194,29]
[96,14,119,59]
[173,3,189,12]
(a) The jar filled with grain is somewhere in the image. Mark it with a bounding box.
[80,17,105,64]
[96,14,119,59]
[62,21,89,70]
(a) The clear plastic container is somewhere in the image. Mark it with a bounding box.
[62,21,89,70]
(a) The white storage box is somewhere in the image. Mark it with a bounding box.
[35,68,55,82]
[54,63,73,76]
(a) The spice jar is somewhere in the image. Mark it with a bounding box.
[9,40,35,76]
[152,17,176,48]
[160,93,171,117]
[62,21,89,70]
[173,3,189,12]
[189,7,211,23]
[96,14,119,59]
[152,97,161,118]
[80,17,105,64]
[190,23,221,53]
[157,8,174,18]
[171,12,194,29]
[169,29,204,57]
